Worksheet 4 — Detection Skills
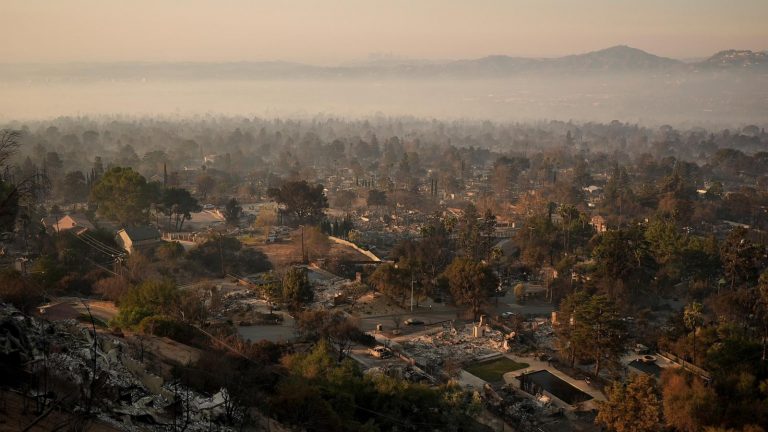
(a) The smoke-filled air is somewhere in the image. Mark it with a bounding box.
[1,1,767,432]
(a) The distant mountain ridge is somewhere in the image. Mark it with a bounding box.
[441,45,767,75]
[701,49,768,68]
[1,45,766,81]
[547,45,684,71]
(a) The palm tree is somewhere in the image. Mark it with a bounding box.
[683,302,704,365]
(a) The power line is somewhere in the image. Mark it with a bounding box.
[70,232,125,258]
[84,257,120,277]
[80,233,125,256]
[71,233,117,256]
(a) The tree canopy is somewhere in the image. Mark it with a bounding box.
[267,180,328,225]
[282,266,313,310]
[162,187,201,231]
[556,292,627,376]
[368,263,410,307]
[596,373,662,432]
[442,257,498,320]
[114,279,180,328]
[223,197,243,226]
[90,167,156,226]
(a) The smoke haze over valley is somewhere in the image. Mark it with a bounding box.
[2,46,767,126]
[3,2,768,431]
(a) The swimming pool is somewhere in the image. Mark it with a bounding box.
[628,359,663,377]
[518,370,592,405]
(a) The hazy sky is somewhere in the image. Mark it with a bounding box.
[2,0,766,63]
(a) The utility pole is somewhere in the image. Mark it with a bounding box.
[218,233,225,276]
[410,272,414,312]
[301,225,306,263]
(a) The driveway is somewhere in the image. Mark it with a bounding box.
[237,306,296,343]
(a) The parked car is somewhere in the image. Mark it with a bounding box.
[369,346,392,358]
[501,311,517,319]
[403,318,424,326]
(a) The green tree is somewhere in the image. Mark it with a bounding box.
[155,241,184,261]
[555,290,590,367]
[162,187,201,231]
[704,181,724,200]
[661,370,718,432]
[443,257,498,320]
[456,204,495,261]
[188,236,270,276]
[572,158,593,187]
[681,235,721,286]
[294,310,361,361]
[645,215,686,267]
[368,263,410,306]
[558,204,581,254]
[456,204,482,260]
[391,235,451,305]
[720,227,762,290]
[596,373,662,432]
[60,170,88,203]
[223,197,242,226]
[571,294,627,376]
[196,174,215,200]
[267,180,328,225]
[683,301,704,364]
[115,279,180,328]
[282,266,313,310]
[366,189,387,207]
[517,213,559,270]
[600,162,636,223]
[273,339,483,431]
[259,272,282,311]
[90,167,155,225]
[592,226,656,298]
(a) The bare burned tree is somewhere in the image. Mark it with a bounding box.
[0,130,50,233]
[0,130,21,226]
[0,130,20,168]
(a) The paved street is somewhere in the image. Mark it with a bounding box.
[358,307,463,333]
[237,300,296,342]
[490,285,556,318]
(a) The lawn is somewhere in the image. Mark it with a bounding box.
[465,357,529,382]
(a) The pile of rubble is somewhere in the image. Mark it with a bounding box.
[532,320,557,351]
[306,268,353,307]
[364,363,434,384]
[484,384,566,431]
[219,288,259,315]
[402,324,510,365]
[0,303,241,431]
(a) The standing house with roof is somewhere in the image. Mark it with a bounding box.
[55,213,96,235]
[115,226,162,254]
